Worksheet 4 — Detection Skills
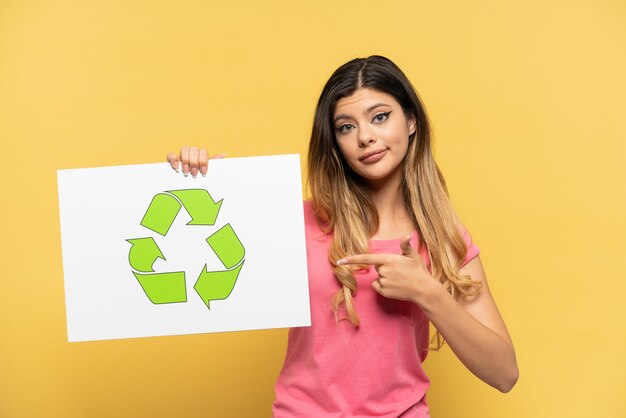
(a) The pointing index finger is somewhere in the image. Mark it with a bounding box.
[336,254,389,266]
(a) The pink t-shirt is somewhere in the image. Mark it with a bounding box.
[272,200,480,418]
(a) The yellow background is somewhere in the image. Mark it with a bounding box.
[1,0,625,417]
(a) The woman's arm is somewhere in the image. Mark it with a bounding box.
[421,255,519,392]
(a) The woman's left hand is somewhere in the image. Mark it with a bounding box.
[336,232,441,306]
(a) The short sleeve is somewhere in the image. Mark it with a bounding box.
[458,223,480,268]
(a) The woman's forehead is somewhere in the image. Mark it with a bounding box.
[334,88,398,114]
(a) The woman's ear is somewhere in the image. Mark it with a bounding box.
[408,116,417,137]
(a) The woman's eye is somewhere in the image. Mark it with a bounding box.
[373,111,391,123]
[336,124,353,134]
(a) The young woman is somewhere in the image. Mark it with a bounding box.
[167,55,518,417]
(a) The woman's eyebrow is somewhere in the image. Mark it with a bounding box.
[333,102,391,123]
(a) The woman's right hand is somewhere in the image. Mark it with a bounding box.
[166,146,226,177]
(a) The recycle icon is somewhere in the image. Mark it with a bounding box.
[126,189,245,309]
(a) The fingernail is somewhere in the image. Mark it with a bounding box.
[200,167,207,177]
[336,259,348,266]
[409,231,414,240]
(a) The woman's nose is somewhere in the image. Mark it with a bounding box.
[358,126,377,147]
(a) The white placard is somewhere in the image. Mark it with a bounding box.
[57,154,310,342]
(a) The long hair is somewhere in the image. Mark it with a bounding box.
[307,55,482,349]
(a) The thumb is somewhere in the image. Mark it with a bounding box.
[167,152,180,172]
[400,231,417,257]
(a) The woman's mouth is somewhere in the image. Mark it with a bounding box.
[360,149,387,163]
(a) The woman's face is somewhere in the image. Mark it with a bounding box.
[333,87,416,188]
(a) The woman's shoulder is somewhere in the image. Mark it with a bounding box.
[302,199,330,236]
[455,221,480,267]
[302,199,318,226]
[302,198,314,213]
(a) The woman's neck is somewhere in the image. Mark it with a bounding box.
[365,174,413,240]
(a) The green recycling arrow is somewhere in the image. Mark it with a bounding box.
[127,189,245,309]
[126,237,165,272]
[194,261,244,309]
[168,189,222,226]
[132,271,187,304]
[206,223,245,269]
[140,193,181,236]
